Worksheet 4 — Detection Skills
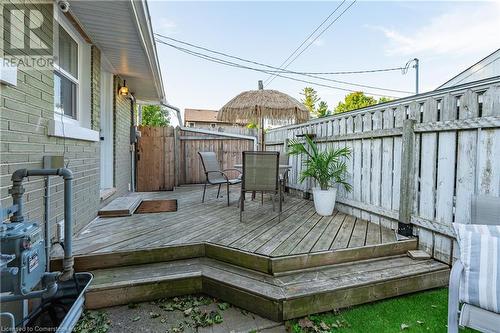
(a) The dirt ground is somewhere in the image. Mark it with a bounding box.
[74,294,286,333]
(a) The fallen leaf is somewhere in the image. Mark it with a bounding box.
[400,323,410,330]
[417,320,424,325]
[319,321,330,330]
[183,308,192,316]
[131,316,140,322]
[298,318,315,329]
[150,312,160,319]
[217,302,230,311]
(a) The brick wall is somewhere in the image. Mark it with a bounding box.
[113,76,133,197]
[1,1,134,236]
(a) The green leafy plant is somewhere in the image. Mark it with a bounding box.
[288,135,351,191]
[141,105,170,127]
[335,91,392,114]
[300,87,331,118]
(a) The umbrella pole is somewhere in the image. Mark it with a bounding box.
[260,117,265,151]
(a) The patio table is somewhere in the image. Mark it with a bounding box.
[233,164,292,170]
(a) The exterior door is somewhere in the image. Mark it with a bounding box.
[100,71,114,190]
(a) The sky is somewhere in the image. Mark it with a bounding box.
[148,1,500,125]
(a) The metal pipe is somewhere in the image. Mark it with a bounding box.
[0,312,15,332]
[44,176,51,272]
[0,272,59,302]
[162,101,182,126]
[10,168,74,280]
[413,58,419,94]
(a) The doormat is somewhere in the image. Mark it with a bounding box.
[135,199,178,214]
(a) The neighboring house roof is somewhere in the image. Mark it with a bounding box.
[437,48,500,89]
[69,0,165,104]
[184,109,229,124]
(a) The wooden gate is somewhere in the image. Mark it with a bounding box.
[136,126,175,191]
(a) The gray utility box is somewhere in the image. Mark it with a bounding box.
[0,222,46,294]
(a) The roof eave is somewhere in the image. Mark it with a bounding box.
[129,0,165,103]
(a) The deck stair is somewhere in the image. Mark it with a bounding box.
[62,242,450,322]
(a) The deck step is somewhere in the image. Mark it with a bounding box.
[85,255,450,321]
[52,239,418,274]
[98,196,142,217]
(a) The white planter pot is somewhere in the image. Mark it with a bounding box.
[312,187,337,216]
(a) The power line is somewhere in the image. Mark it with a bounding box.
[263,0,346,85]
[156,31,404,76]
[301,67,405,75]
[155,38,401,98]
[154,34,412,94]
[266,0,357,87]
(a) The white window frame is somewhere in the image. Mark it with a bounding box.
[186,122,196,128]
[49,8,99,142]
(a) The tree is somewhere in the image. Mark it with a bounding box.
[316,101,331,118]
[300,87,320,114]
[300,87,331,118]
[334,92,376,113]
[141,105,170,127]
[334,92,391,114]
[378,96,392,104]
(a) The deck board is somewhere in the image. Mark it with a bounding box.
[72,186,406,257]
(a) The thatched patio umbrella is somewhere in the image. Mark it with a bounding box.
[218,81,309,150]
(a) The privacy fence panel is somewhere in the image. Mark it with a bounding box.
[178,129,255,184]
[266,79,500,264]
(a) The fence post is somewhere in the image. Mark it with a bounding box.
[398,119,416,236]
[174,126,180,187]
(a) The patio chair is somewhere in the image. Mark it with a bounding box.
[279,151,290,200]
[198,152,242,206]
[240,151,282,222]
[448,195,500,333]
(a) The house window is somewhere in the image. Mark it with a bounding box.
[186,122,195,128]
[49,9,98,142]
[54,24,78,119]
[210,123,217,129]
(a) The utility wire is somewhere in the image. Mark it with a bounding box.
[155,38,400,98]
[154,34,412,94]
[266,0,357,87]
[263,0,346,85]
[156,32,404,75]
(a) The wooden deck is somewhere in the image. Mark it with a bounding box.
[62,186,450,321]
[75,185,402,257]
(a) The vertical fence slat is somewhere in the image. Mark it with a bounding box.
[361,113,372,221]
[477,85,500,196]
[352,115,363,218]
[455,90,478,224]
[381,108,395,229]
[434,95,457,263]
[370,111,382,225]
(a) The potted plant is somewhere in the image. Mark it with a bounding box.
[288,135,351,216]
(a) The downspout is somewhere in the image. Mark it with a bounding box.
[10,168,74,281]
[162,101,182,126]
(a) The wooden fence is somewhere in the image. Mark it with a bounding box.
[265,78,500,264]
[136,126,256,190]
[177,128,255,184]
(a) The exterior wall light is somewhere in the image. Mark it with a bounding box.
[119,80,129,96]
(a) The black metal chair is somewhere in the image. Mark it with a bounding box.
[279,151,290,200]
[198,152,241,206]
[240,151,282,222]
